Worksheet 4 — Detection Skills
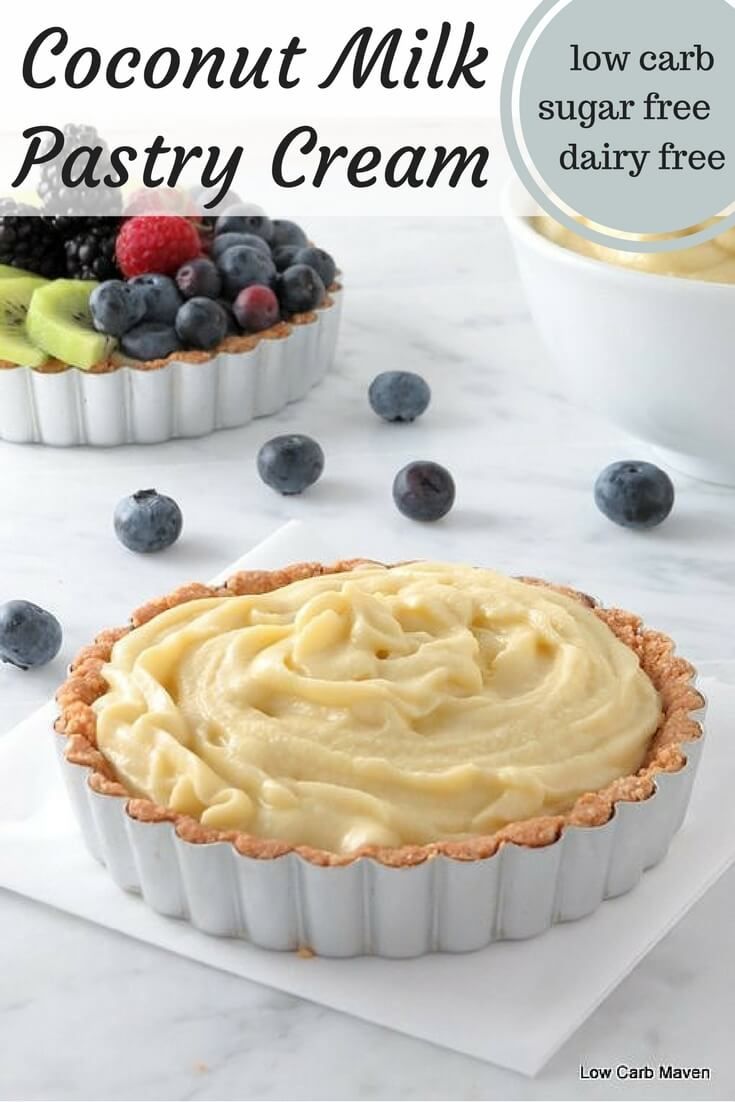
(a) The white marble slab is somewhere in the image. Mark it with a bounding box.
[0,217,734,1100]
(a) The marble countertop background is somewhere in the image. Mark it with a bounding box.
[0,218,733,1101]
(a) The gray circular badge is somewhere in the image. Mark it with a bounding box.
[501,0,735,252]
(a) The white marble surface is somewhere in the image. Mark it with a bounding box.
[0,217,734,1101]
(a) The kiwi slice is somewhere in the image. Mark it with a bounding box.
[0,263,36,281]
[27,280,117,370]
[0,276,50,367]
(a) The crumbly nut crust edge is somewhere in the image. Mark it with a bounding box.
[55,560,705,869]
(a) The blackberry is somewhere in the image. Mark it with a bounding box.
[0,201,64,278]
[37,123,122,217]
[62,218,122,281]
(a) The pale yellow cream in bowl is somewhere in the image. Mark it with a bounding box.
[534,216,735,283]
[94,563,661,855]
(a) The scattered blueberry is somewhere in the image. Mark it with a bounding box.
[369,371,431,423]
[232,285,280,332]
[89,280,146,337]
[594,461,675,529]
[211,233,272,262]
[257,434,325,495]
[176,257,222,300]
[277,264,326,314]
[215,212,274,243]
[393,461,455,522]
[0,601,62,670]
[114,489,183,553]
[272,245,300,272]
[175,298,229,350]
[294,246,336,289]
[130,274,183,324]
[121,322,180,361]
[271,219,308,249]
[218,246,276,299]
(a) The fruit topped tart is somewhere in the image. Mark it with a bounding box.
[58,560,702,861]
[0,209,339,373]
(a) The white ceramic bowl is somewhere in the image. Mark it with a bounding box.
[504,213,735,485]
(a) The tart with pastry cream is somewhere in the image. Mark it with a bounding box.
[56,559,703,866]
[0,212,341,446]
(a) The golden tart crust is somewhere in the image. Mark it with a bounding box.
[55,560,704,869]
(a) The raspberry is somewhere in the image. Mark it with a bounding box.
[116,216,201,278]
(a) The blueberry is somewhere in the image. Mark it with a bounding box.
[233,285,280,332]
[114,489,183,553]
[0,601,62,670]
[211,233,272,262]
[189,185,242,214]
[393,461,455,522]
[89,280,146,337]
[294,246,337,289]
[257,434,324,495]
[215,211,274,243]
[217,299,239,336]
[369,371,431,423]
[130,274,183,324]
[121,322,180,361]
[271,219,308,249]
[176,257,222,300]
[272,245,300,272]
[218,246,276,299]
[594,461,675,529]
[175,298,229,350]
[277,264,326,314]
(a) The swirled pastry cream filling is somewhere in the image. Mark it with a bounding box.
[94,563,662,855]
[534,215,735,283]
